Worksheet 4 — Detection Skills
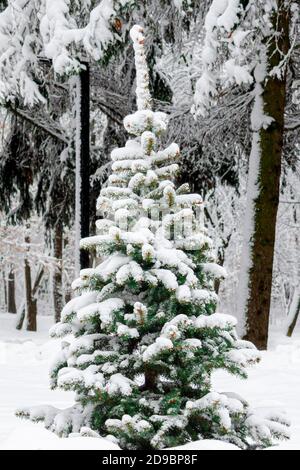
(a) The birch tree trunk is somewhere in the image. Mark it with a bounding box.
[240,2,290,350]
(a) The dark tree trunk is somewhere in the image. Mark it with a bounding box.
[23,233,37,332]
[141,368,158,392]
[24,257,37,332]
[287,289,300,338]
[2,270,7,310]
[65,290,72,304]
[7,269,17,314]
[53,223,63,323]
[16,266,44,330]
[243,2,290,350]
[75,63,90,273]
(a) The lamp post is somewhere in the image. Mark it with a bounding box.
[74,62,90,275]
[38,56,90,274]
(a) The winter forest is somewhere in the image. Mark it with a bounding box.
[0,0,299,452]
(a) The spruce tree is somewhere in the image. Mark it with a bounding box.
[18,25,290,450]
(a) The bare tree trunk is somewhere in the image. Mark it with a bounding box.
[2,269,7,311]
[140,368,158,392]
[16,266,44,330]
[241,2,290,350]
[65,290,72,304]
[23,232,37,332]
[15,305,25,330]
[24,257,37,331]
[53,223,63,323]
[287,288,300,338]
[7,269,17,314]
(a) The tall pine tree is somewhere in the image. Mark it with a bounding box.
[18,25,289,450]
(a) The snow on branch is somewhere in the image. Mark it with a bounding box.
[0,0,136,105]
[191,0,290,117]
[130,25,152,111]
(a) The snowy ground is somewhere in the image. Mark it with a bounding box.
[0,312,300,450]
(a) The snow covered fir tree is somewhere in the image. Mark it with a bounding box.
[17,25,290,450]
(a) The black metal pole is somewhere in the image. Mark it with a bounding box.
[78,62,90,270]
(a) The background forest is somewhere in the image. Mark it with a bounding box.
[0,0,300,452]
[0,0,299,349]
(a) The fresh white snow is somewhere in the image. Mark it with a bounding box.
[0,313,300,450]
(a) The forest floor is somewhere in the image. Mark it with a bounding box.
[0,312,300,450]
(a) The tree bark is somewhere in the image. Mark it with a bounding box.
[16,266,44,330]
[286,288,300,338]
[141,368,158,392]
[2,270,7,311]
[53,223,63,323]
[7,269,17,314]
[65,290,72,304]
[24,258,37,331]
[23,232,37,332]
[243,2,290,350]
